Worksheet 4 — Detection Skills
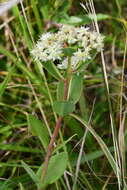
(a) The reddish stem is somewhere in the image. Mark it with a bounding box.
[41,116,62,183]
[41,79,69,186]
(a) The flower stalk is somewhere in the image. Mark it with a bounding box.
[40,57,73,187]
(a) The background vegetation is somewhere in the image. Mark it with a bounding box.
[0,0,127,189]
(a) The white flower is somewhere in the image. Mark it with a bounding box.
[71,48,91,69]
[95,35,104,51]
[46,43,63,61]
[80,36,88,47]
[89,31,98,41]
[77,26,89,40]
[40,32,52,41]
[57,58,68,69]
[31,24,104,70]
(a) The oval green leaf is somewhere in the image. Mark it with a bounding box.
[57,80,65,101]
[37,152,68,187]
[63,48,76,56]
[42,61,63,80]
[53,101,75,116]
[28,114,49,150]
[68,73,83,104]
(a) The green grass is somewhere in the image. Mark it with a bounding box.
[0,0,127,189]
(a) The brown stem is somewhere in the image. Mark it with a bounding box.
[41,79,69,186]
[40,56,73,189]
[41,116,62,183]
[64,79,69,100]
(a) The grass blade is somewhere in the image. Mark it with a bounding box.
[70,113,119,176]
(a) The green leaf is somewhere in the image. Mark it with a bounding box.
[40,1,50,20]
[67,16,83,23]
[31,0,42,33]
[28,114,49,150]
[12,6,32,49]
[21,161,41,189]
[61,15,91,25]
[53,101,75,116]
[63,48,76,56]
[16,61,37,81]
[0,179,12,190]
[88,13,110,21]
[56,1,70,13]
[67,118,84,139]
[0,144,41,153]
[68,73,83,104]
[37,152,68,187]
[57,80,65,101]
[19,183,25,190]
[0,66,15,100]
[41,61,63,80]
[0,45,17,62]
[61,14,110,26]
[81,147,114,163]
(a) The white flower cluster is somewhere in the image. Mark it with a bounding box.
[31,24,104,70]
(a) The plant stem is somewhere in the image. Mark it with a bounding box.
[41,62,72,187]
[41,116,63,183]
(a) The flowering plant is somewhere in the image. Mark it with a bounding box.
[31,24,104,187]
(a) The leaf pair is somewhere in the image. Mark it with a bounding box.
[54,73,83,116]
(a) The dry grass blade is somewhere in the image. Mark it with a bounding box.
[70,113,120,177]
[118,35,127,185]
[72,99,96,190]
[81,1,122,189]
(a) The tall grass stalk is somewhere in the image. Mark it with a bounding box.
[118,35,127,186]
[81,1,122,189]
